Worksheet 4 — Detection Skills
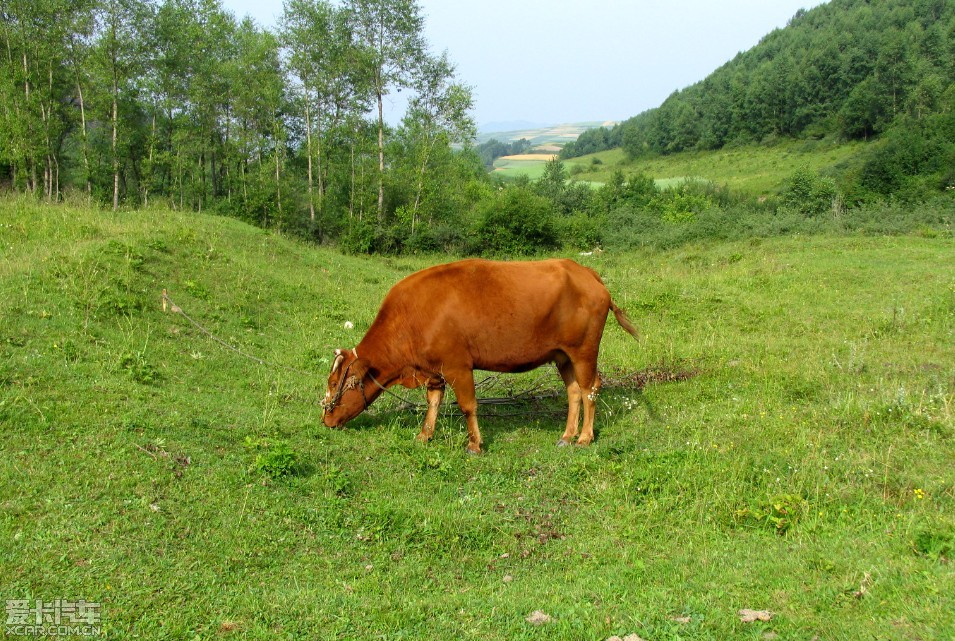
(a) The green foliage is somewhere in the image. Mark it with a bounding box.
[257,444,301,479]
[913,527,954,561]
[472,187,558,255]
[245,436,302,479]
[734,493,807,535]
[118,350,162,386]
[340,218,379,255]
[651,183,717,224]
[1,0,478,252]
[554,211,602,250]
[782,166,839,216]
[857,110,955,198]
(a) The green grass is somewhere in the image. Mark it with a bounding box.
[567,139,867,195]
[1,198,953,639]
[491,157,553,181]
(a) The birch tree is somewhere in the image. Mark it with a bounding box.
[93,0,151,209]
[347,0,425,222]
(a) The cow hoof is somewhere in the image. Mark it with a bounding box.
[415,432,432,443]
[556,438,571,447]
[466,444,482,456]
[576,439,592,447]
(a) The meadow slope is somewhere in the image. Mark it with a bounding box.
[565,139,866,195]
[1,199,953,639]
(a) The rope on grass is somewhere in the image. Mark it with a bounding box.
[160,289,558,414]
[161,289,312,376]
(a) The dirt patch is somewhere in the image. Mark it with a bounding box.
[603,361,700,390]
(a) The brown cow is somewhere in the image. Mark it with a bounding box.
[321,258,639,453]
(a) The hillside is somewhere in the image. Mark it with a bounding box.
[564,138,866,195]
[1,199,953,638]
[562,0,955,200]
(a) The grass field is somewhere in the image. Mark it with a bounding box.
[570,139,868,196]
[492,155,558,181]
[1,198,953,639]
[489,138,864,196]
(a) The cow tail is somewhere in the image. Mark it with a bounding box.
[610,301,640,339]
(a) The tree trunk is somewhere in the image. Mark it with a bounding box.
[317,102,326,212]
[349,142,355,220]
[274,129,282,225]
[112,91,119,211]
[376,88,385,222]
[412,135,437,221]
[22,50,36,194]
[77,79,91,198]
[305,91,315,222]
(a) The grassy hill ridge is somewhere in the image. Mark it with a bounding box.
[1,199,953,638]
[563,138,867,195]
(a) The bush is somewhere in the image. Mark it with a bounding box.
[555,211,603,250]
[340,218,377,254]
[856,112,955,199]
[471,187,558,255]
[781,166,839,217]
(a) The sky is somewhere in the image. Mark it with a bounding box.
[219,0,828,131]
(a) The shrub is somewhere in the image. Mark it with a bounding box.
[340,218,378,255]
[471,187,558,255]
[118,350,162,385]
[782,166,839,217]
[555,211,603,250]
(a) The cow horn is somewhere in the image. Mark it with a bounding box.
[331,351,345,373]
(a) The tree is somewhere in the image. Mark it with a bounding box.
[401,51,474,232]
[839,77,886,140]
[281,0,361,228]
[536,155,566,202]
[474,187,558,255]
[92,0,152,209]
[782,166,838,216]
[347,0,426,222]
[1,0,85,198]
[229,18,288,226]
[65,0,98,199]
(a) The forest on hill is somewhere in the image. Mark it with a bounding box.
[562,0,955,202]
[2,0,952,255]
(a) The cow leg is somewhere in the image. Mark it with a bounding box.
[557,361,582,446]
[447,369,481,454]
[416,378,445,443]
[574,359,601,447]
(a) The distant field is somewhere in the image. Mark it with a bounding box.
[492,155,555,180]
[476,121,611,147]
[499,153,558,162]
[566,139,867,196]
[489,136,867,194]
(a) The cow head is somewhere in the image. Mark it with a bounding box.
[321,348,371,428]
